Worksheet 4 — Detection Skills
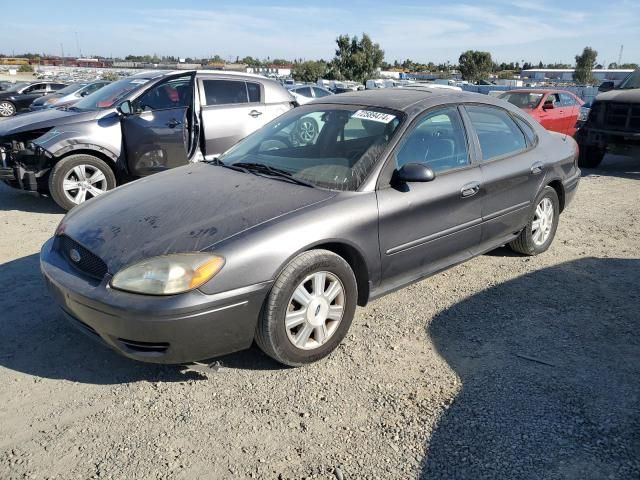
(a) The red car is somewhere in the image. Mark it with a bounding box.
[498,89,584,136]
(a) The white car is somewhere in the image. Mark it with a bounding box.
[287,85,334,105]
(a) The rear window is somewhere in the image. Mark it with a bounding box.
[202,80,260,106]
[465,105,527,161]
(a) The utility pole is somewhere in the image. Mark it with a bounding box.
[74,32,83,58]
[60,43,65,66]
[617,45,624,66]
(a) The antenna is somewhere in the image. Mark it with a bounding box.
[617,45,624,66]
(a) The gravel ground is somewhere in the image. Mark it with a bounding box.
[0,154,638,480]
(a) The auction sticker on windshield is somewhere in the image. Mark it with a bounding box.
[352,110,396,123]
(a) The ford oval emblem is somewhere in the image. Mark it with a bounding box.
[69,248,82,263]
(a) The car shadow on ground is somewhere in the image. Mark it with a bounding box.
[421,257,640,479]
[0,253,281,384]
[0,183,64,214]
[581,153,640,180]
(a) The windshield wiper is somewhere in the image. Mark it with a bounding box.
[230,162,315,188]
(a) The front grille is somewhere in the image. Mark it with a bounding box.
[57,235,108,280]
[593,102,638,132]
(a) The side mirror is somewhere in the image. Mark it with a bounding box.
[393,163,436,184]
[80,90,90,97]
[598,81,614,92]
[117,100,132,115]
[542,101,555,110]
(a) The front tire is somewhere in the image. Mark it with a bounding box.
[578,145,605,168]
[48,154,116,210]
[255,250,357,366]
[509,186,560,256]
[0,101,16,117]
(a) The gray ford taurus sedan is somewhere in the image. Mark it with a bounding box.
[40,88,580,366]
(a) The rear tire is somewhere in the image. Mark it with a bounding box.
[48,154,116,211]
[578,145,605,168]
[255,250,357,367]
[509,186,559,256]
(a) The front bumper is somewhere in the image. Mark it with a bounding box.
[40,237,271,364]
[576,126,640,148]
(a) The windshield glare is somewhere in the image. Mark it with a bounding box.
[72,78,150,110]
[499,92,544,109]
[219,106,402,191]
[618,70,640,90]
[54,83,87,95]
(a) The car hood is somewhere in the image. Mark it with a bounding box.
[595,88,640,103]
[61,163,336,273]
[0,108,100,136]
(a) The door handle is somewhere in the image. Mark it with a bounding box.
[249,110,263,118]
[461,181,480,198]
[166,119,181,128]
[530,162,544,175]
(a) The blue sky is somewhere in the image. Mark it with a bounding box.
[2,0,639,65]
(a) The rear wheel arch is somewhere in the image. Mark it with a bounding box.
[547,179,565,213]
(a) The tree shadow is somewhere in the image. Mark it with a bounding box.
[581,153,640,180]
[421,257,640,479]
[0,253,282,384]
[0,183,64,214]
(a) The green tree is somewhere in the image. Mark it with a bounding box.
[292,60,327,83]
[458,50,493,83]
[574,47,598,84]
[18,64,33,73]
[329,33,384,83]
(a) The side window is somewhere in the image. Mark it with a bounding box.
[294,86,313,98]
[465,105,527,161]
[396,107,469,173]
[512,115,537,146]
[84,83,104,95]
[247,82,261,103]
[313,87,330,98]
[544,93,560,107]
[559,93,577,107]
[134,76,192,112]
[202,79,248,106]
[24,84,46,93]
[50,83,67,91]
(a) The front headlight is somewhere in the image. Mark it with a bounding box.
[111,253,224,295]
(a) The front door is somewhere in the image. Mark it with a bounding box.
[463,105,543,244]
[122,75,193,177]
[377,106,483,291]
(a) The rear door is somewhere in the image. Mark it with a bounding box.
[463,104,542,245]
[377,106,483,289]
[198,78,267,156]
[122,74,193,176]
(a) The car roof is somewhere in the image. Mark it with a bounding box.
[504,89,574,95]
[310,88,471,112]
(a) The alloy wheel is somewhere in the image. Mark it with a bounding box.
[297,119,317,144]
[531,197,554,246]
[62,164,108,205]
[0,102,15,117]
[285,271,345,350]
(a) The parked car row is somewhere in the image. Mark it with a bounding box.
[0,70,296,209]
[0,81,69,117]
[39,87,580,366]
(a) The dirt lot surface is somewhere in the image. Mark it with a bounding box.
[0,155,639,480]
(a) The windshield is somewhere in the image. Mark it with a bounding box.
[72,77,150,111]
[5,82,29,93]
[54,83,87,95]
[618,69,640,90]
[499,92,544,109]
[218,106,402,191]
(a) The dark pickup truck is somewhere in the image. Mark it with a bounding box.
[576,69,640,167]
